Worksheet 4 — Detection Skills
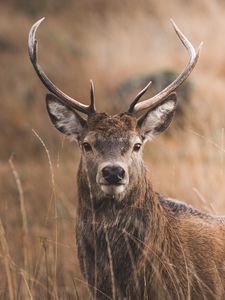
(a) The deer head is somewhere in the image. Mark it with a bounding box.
[29,18,201,201]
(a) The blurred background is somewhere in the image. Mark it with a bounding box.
[1,0,225,298]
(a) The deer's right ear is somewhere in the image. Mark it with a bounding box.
[46,94,86,140]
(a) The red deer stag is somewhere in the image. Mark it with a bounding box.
[29,18,225,300]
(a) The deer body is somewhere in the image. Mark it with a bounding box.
[77,197,225,299]
[28,18,225,299]
[74,113,225,300]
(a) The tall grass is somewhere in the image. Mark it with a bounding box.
[1,0,225,298]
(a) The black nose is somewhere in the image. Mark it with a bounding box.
[102,166,125,185]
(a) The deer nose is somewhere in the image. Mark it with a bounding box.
[102,166,125,185]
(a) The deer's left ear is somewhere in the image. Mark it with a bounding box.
[137,93,177,140]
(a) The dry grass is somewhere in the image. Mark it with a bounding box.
[2,0,225,298]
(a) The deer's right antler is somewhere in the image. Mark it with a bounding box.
[28,18,96,115]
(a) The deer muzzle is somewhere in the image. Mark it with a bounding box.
[97,162,128,196]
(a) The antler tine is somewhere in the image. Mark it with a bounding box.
[28,18,96,115]
[128,81,152,113]
[89,80,96,113]
[129,20,203,114]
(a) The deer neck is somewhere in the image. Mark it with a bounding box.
[77,160,161,221]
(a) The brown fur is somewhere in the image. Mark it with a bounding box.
[86,113,137,133]
[74,114,225,300]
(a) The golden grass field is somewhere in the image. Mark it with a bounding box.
[2,0,225,298]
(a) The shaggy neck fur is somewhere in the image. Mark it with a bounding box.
[76,160,168,299]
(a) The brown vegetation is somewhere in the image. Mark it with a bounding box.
[2,0,225,298]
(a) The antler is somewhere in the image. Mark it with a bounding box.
[128,19,203,114]
[28,18,96,115]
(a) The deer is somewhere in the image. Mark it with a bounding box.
[28,18,225,300]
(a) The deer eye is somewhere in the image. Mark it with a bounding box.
[82,142,92,152]
[133,143,142,152]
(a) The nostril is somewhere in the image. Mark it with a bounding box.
[102,166,111,179]
[117,167,125,179]
[102,166,125,184]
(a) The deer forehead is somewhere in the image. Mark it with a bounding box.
[84,131,141,145]
[86,113,137,132]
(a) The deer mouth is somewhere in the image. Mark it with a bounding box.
[99,182,126,195]
[100,183,125,186]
